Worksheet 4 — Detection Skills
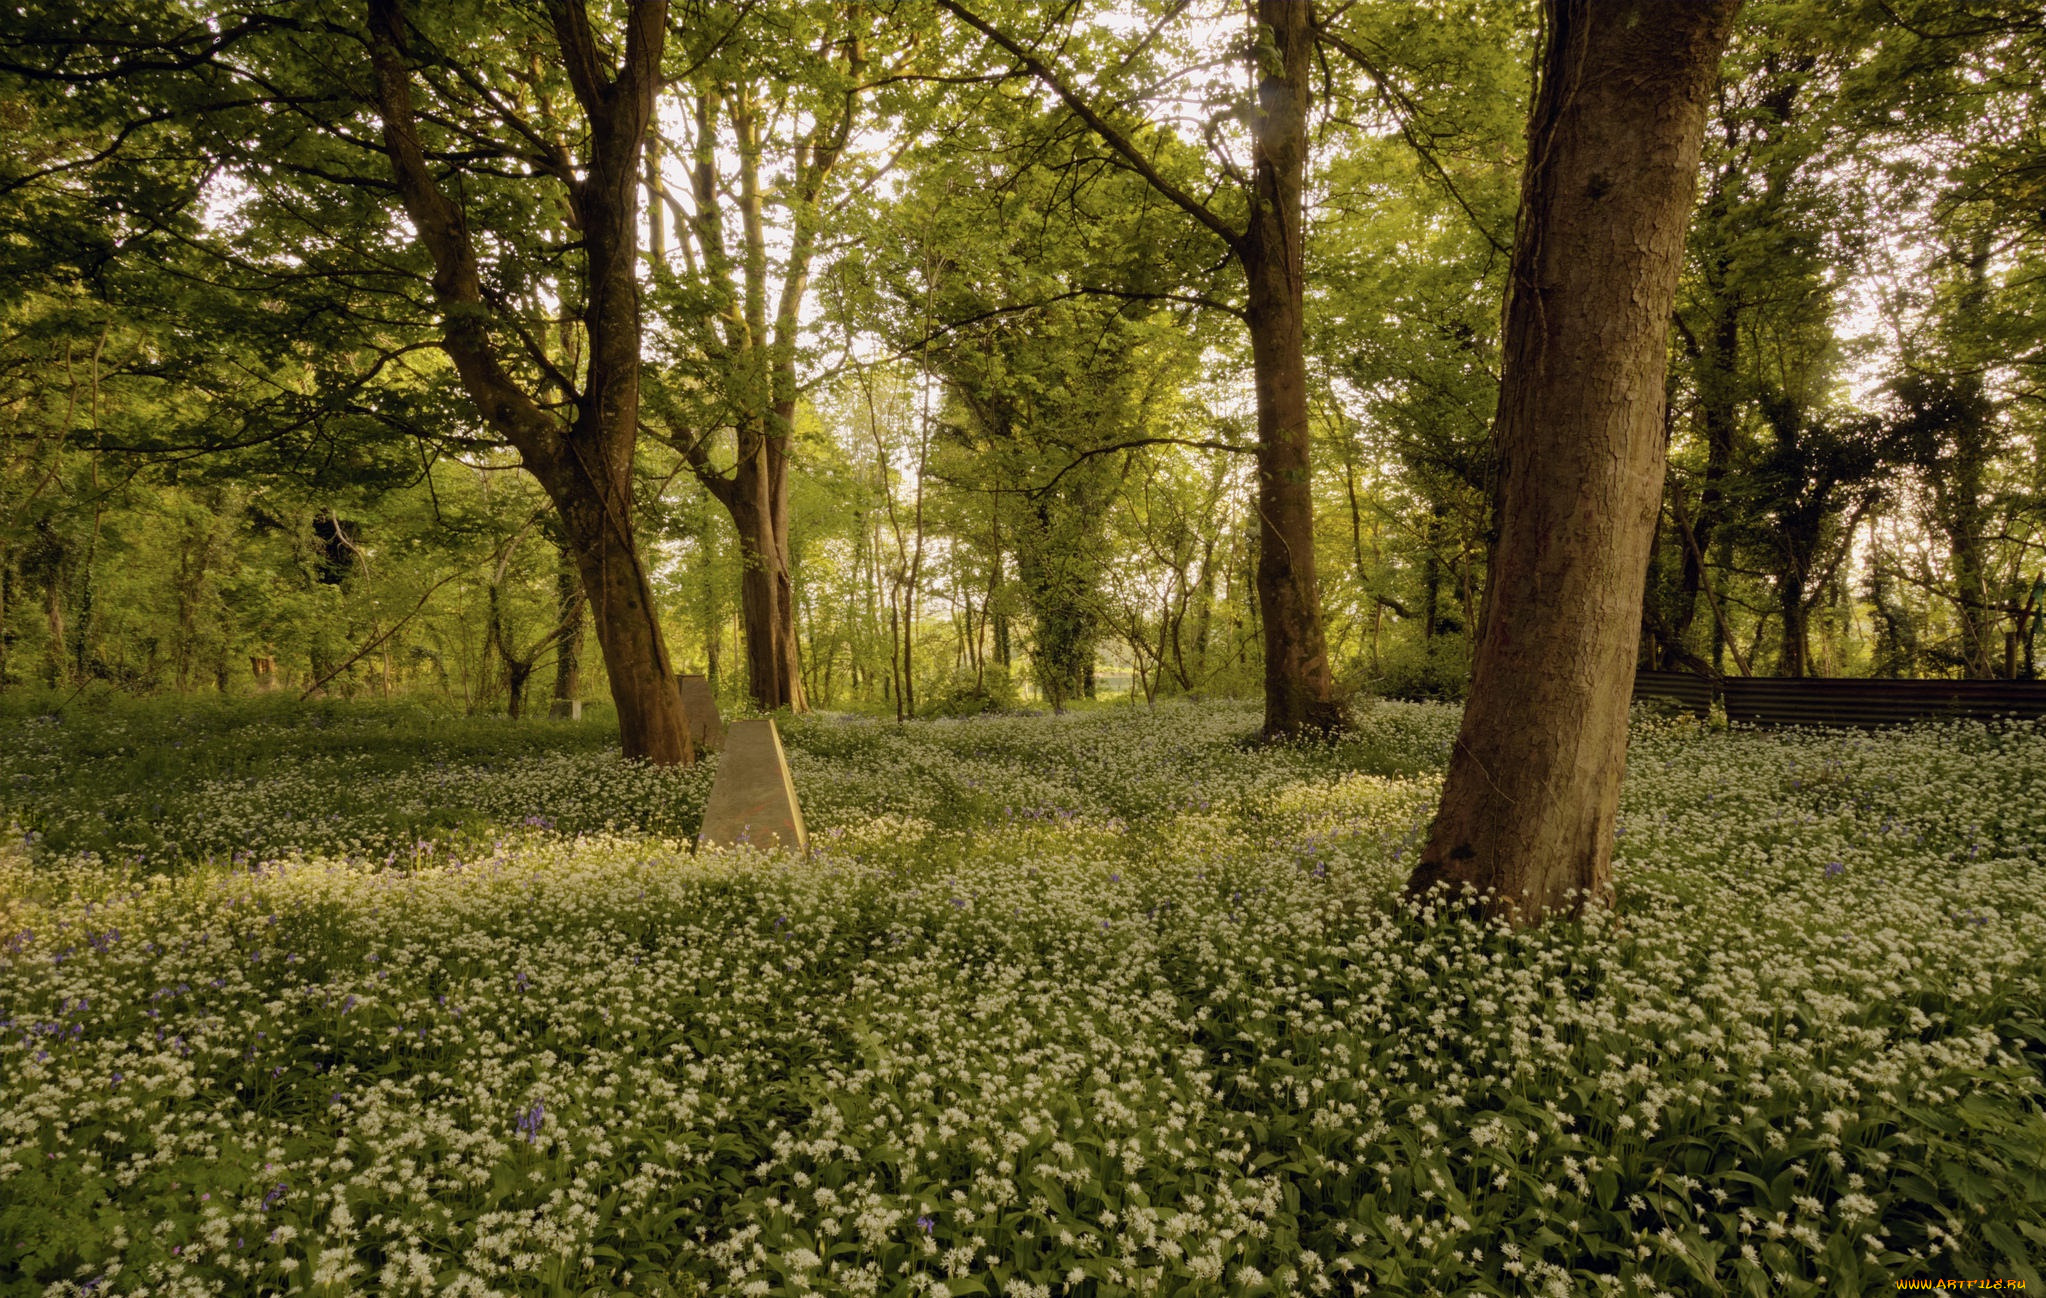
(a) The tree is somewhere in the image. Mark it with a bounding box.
[1411,0,1743,923]
[1,2,694,760]
[365,0,690,762]
[1740,395,1884,676]
[647,4,906,712]
[1656,30,1843,676]
[935,0,1348,736]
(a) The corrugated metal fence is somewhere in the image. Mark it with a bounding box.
[1632,670,2046,727]
[1632,671,1716,717]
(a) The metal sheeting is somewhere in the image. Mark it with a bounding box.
[1722,678,2046,728]
[1632,670,1715,716]
[1629,671,2046,727]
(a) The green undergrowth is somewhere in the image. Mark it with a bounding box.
[1,696,2041,1296]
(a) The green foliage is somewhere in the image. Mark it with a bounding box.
[1367,633,1474,704]
[8,0,2046,727]
[2,699,2042,1294]
[920,663,1023,718]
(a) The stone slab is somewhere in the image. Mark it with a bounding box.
[697,719,806,853]
[547,699,584,721]
[676,673,725,752]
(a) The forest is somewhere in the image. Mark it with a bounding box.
[3,0,2045,1295]
[4,0,2039,728]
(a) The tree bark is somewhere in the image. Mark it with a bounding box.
[549,549,585,715]
[1777,566,1810,677]
[697,424,805,711]
[1671,291,1740,664]
[1239,0,1343,737]
[1411,0,1741,924]
[365,0,690,764]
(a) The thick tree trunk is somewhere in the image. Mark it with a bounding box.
[1952,533,1996,678]
[367,0,690,764]
[1943,429,1996,677]
[1242,0,1344,738]
[528,449,690,762]
[1411,0,1741,924]
[725,427,805,711]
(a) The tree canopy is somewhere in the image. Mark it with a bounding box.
[3,0,2041,739]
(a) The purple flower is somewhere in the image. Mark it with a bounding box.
[1824,861,1845,877]
[516,1100,546,1143]
[916,1215,934,1234]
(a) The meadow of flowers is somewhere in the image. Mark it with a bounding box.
[1,694,2041,1297]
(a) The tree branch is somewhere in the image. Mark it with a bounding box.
[299,565,467,700]
[935,0,1244,251]
[1318,28,1512,257]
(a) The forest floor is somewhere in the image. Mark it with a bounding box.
[1,696,2042,1297]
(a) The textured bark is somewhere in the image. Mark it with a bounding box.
[721,445,805,711]
[549,552,586,714]
[1411,0,1742,923]
[688,408,803,712]
[1239,0,1343,737]
[1777,566,1810,677]
[366,0,690,763]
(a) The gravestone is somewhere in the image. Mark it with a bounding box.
[697,719,807,853]
[548,698,584,721]
[675,673,725,752]
[250,655,276,692]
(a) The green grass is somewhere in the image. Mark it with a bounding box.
[1,695,2041,1296]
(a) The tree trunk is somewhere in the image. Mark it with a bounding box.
[0,544,10,690]
[366,0,690,764]
[1671,291,1740,664]
[44,549,66,688]
[666,53,859,717]
[1950,526,1996,678]
[538,456,690,760]
[549,551,585,713]
[1242,0,1343,738]
[1777,568,1809,677]
[1411,0,1741,924]
[1421,513,1443,643]
[724,427,806,710]
[1941,414,1996,677]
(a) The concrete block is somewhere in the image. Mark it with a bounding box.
[697,718,806,853]
[676,673,725,752]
